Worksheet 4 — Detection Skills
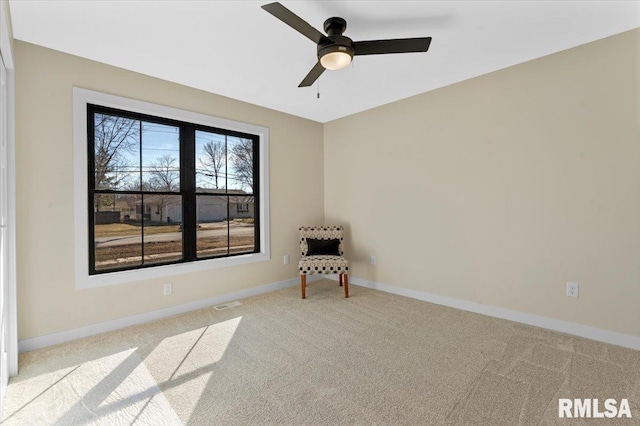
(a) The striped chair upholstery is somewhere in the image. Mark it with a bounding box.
[298,226,349,299]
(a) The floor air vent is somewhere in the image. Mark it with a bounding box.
[214,301,242,311]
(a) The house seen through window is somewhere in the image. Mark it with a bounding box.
[89,104,259,274]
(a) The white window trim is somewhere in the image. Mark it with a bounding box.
[1,0,18,380]
[73,87,270,289]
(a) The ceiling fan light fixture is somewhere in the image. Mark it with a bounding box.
[319,43,354,71]
[261,2,432,87]
[320,51,352,70]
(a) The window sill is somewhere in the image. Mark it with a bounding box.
[76,252,270,289]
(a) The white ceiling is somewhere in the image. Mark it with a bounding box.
[8,1,640,123]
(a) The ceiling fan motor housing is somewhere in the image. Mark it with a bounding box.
[324,17,347,36]
[318,17,354,60]
[317,36,354,61]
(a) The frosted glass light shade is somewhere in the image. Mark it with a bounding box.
[320,51,352,70]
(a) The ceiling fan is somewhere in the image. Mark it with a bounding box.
[262,2,432,87]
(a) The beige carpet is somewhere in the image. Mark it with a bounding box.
[3,280,639,425]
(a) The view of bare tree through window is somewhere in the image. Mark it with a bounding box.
[194,131,256,259]
[93,114,140,218]
[228,136,254,192]
[93,113,140,191]
[196,130,226,191]
[90,106,257,273]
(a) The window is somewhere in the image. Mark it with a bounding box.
[74,88,270,288]
[88,104,260,274]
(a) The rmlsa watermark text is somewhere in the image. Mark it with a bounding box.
[559,398,632,418]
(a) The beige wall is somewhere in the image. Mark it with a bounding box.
[15,41,324,340]
[324,29,640,337]
[15,29,640,342]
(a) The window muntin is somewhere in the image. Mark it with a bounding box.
[88,105,259,275]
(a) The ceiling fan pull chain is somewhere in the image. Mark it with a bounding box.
[317,79,320,99]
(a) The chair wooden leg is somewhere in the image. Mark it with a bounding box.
[344,274,349,298]
[301,275,306,299]
[339,274,343,287]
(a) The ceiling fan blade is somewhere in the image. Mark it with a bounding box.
[299,62,325,87]
[262,2,327,45]
[353,37,432,56]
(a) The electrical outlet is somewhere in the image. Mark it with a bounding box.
[284,255,290,265]
[566,282,579,298]
[164,283,173,296]
[370,255,377,265]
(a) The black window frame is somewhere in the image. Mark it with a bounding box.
[87,104,260,275]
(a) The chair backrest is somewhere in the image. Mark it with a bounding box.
[299,226,344,256]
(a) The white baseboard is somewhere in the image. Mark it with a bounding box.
[20,275,640,352]
[19,275,321,353]
[339,275,640,350]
